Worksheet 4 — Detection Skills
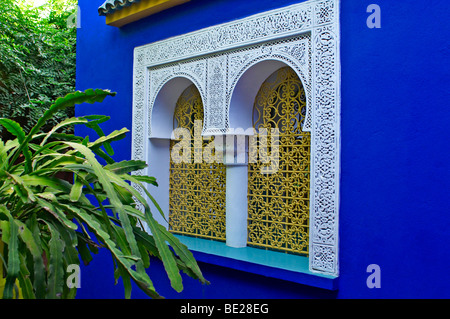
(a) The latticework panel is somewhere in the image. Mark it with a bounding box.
[169,85,226,241]
[248,67,311,255]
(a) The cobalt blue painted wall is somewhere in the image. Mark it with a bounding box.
[75,0,450,298]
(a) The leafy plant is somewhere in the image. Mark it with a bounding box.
[0,0,77,140]
[0,89,207,299]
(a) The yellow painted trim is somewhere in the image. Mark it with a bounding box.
[105,0,190,27]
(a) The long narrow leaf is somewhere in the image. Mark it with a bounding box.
[67,205,161,299]
[0,118,33,173]
[104,160,148,175]
[35,198,78,231]
[14,220,46,299]
[29,90,116,140]
[99,173,190,291]
[103,170,184,293]
[116,264,133,299]
[40,117,88,146]
[0,207,20,299]
[140,212,184,293]
[69,171,87,202]
[0,118,25,142]
[90,146,115,165]
[0,141,7,166]
[7,173,37,204]
[76,235,94,266]
[83,115,114,156]
[45,222,65,299]
[130,175,158,187]
[17,253,35,299]
[88,128,129,152]
[158,225,207,285]
[9,90,116,170]
[102,173,205,287]
[124,174,166,222]
[21,175,72,193]
[64,142,145,275]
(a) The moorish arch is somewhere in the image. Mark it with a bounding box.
[225,62,311,253]
[145,77,206,229]
[168,84,227,240]
[227,58,311,134]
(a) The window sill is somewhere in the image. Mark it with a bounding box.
[175,235,339,291]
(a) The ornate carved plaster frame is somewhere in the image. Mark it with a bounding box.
[132,0,340,276]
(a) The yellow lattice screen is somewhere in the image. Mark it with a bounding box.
[169,84,226,241]
[247,67,311,255]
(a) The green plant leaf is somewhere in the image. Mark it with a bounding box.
[7,173,37,204]
[14,219,46,299]
[100,171,180,291]
[158,225,207,285]
[9,90,116,170]
[63,142,145,273]
[91,146,115,165]
[116,264,133,299]
[103,170,184,293]
[0,118,33,173]
[0,140,8,166]
[82,114,111,125]
[88,128,129,152]
[82,115,114,156]
[0,211,20,299]
[66,205,161,299]
[76,236,94,266]
[40,117,88,146]
[51,220,79,298]
[45,222,65,299]
[36,198,78,231]
[102,174,205,288]
[123,174,166,222]
[0,118,25,142]
[31,133,84,144]
[31,151,84,173]
[69,171,87,202]
[141,212,184,292]
[112,183,134,206]
[104,160,148,175]
[21,175,72,193]
[17,253,35,299]
[131,175,158,187]
[30,90,116,139]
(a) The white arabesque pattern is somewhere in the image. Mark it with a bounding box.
[132,0,340,276]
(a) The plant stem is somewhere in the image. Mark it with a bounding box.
[18,69,31,103]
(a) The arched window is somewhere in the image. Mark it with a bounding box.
[247,67,311,255]
[169,84,227,241]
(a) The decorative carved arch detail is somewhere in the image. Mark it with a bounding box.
[132,0,341,276]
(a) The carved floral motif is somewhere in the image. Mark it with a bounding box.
[132,0,340,276]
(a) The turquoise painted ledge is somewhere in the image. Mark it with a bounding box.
[175,235,339,291]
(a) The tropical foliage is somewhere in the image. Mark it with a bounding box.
[0,89,207,299]
[0,0,77,139]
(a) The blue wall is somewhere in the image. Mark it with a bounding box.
[75,0,450,299]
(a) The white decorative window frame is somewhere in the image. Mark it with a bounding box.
[132,0,340,277]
